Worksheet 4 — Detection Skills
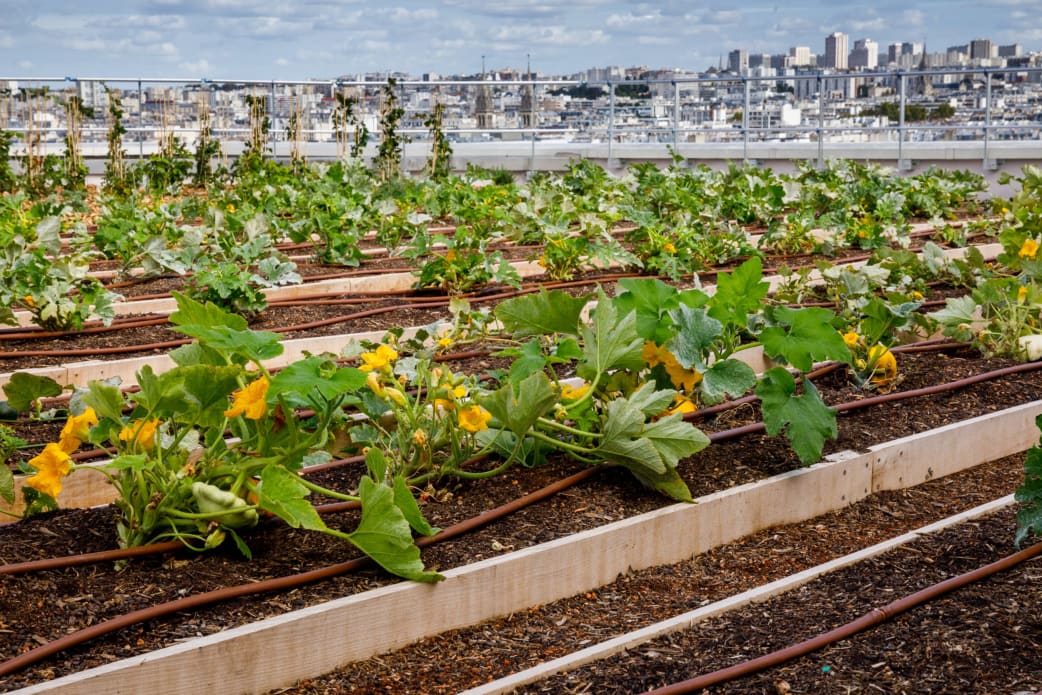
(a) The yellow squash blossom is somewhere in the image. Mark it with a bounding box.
[662,242,677,254]
[1019,238,1039,260]
[412,429,428,446]
[119,418,161,450]
[664,394,697,417]
[642,341,703,393]
[434,383,468,411]
[359,344,399,372]
[25,442,73,499]
[224,376,270,420]
[842,331,861,349]
[1019,286,1029,304]
[867,344,898,387]
[458,405,492,433]
[437,336,453,349]
[560,382,590,400]
[58,407,98,454]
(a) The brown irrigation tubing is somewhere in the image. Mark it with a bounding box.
[0,349,1017,574]
[648,538,1042,694]
[0,271,644,354]
[706,359,1042,443]
[0,466,602,679]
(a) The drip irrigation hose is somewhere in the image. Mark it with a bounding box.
[1,347,1026,574]
[0,467,603,679]
[647,539,1042,695]
[707,359,1042,443]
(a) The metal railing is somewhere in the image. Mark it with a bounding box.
[2,65,1041,171]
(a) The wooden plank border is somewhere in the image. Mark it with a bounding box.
[11,399,1040,695]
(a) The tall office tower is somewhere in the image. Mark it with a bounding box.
[901,42,923,57]
[998,43,1022,58]
[849,38,878,69]
[825,32,849,69]
[970,38,994,60]
[728,49,749,73]
[887,43,901,65]
[788,45,812,66]
[749,53,770,69]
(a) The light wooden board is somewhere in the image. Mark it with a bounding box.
[460,495,1017,695]
[10,400,1038,695]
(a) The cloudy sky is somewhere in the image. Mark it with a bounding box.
[1,0,1039,80]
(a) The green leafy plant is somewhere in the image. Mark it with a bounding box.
[374,78,407,181]
[103,87,137,197]
[17,293,444,581]
[1015,414,1042,547]
[424,99,453,181]
[2,372,63,420]
[0,129,16,193]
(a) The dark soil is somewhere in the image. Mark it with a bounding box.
[0,349,1040,692]
[283,465,1038,695]
[519,507,1042,695]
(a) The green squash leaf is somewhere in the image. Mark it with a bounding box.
[2,372,63,413]
[760,306,850,372]
[349,477,443,582]
[614,277,681,344]
[478,371,558,438]
[0,465,13,504]
[169,291,248,331]
[393,475,441,537]
[667,304,723,372]
[756,366,837,465]
[494,288,589,337]
[269,357,366,407]
[82,379,126,424]
[578,287,645,381]
[709,256,770,328]
[700,358,758,404]
[1015,415,1042,547]
[258,464,327,532]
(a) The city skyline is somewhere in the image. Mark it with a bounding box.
[3,0,1042,80]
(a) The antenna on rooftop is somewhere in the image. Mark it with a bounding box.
[482,54,486,78]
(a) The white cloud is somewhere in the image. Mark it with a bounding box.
[492,25,610,46]
[0,33,12,49]
[901,9,925,27]
[850,17,886,32]
[17,59,32,69]
[636,35,674,46]
[606,11,663,28]
[387,7,439,22]
[180,58,215,74]
[214,16,313,37]
[275,57,289,66]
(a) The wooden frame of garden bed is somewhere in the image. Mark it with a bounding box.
[11,398,1041,695]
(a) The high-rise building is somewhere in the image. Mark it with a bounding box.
[825,32,849,69]
[901,42,923,58]
[728,49,749,74]
[970,38,994,60]
[887,43,901,65]
[749,53,770,69]
[998,43,1022,58]
[788,45,812,67]
[850,38,878,70]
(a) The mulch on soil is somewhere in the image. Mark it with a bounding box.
[1,350,1040,692]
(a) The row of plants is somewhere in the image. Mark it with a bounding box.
[0,155,999,327]
[4,209,1041,579]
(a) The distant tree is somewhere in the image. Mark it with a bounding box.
[930,103,956,119]
[615,83,650,99]
[549,84,607,99]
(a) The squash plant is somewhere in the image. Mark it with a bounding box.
[18,293,443,582]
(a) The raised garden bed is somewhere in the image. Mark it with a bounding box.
[2,352,1040,693]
